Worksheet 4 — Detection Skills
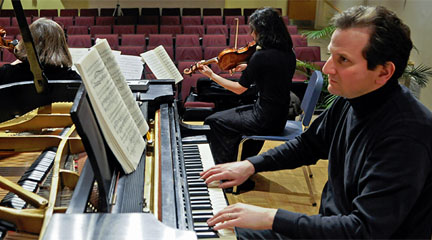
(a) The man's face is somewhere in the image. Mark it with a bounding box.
[322,27,384,99]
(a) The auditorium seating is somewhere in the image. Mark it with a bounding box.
[0,17,10,27]
[136,25,158,35]
[182,8,201,16]
[176,34,200,46]
[113,25,135,35]
[67,34,92,48]
[202,34,227,47]
[206,25,228,37]
[0,7,320,87]
[225,16,245,25]
[53,17,74,28]
[121,34,146,46]
[60,9,79,17]
[182,16,201,25]
[40,9,58,17]
[66,25,88,35]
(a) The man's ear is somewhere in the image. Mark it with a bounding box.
[376,61,395,85]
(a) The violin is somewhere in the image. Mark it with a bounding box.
[183,41,257,75]
[0,27,18,53]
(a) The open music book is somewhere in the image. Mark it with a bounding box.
[74,39,148,174]
[69,47,144,80]
[140,45,183,84]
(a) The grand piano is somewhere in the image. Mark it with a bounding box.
[47,79,236,239]
[0,79,237,239]
[0,1,236,237]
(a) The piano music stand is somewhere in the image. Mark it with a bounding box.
[69,85,115,212]
[69,85,147,213]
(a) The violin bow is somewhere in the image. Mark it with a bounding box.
[234,18,239,49]
[12,0,48,94]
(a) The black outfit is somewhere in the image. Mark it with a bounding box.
[205,48,296,164]
[0,61,81,84]
[242,81,432,239]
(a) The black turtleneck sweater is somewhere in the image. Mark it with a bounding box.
[248,81,432,239]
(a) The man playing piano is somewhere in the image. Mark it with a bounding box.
[0,18,81,84]
[201,5,432,239]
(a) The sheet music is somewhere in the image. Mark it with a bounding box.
[116,54,144,80]
[75,48,144,173]
[141,45,183,84]
[93,39,148,136]
[68,48,90,71]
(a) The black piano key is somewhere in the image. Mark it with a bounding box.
[188,187,209,192]
[187,171,202,176]
[190,196,211,201]
[192,210,213,215]
[185,164,203,168]
[192,214,213,222]
[186,168,204,173]
[196,231,219,239]
[188,182,207,188]
[194,226,214,232]
[191,204,212,210]
[189,191,209,197]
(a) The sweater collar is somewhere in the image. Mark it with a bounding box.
[347,80,399,116]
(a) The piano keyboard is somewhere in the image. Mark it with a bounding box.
[182,143,236,239]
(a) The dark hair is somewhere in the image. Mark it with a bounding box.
[331,6,412,82]
[249,7,293,51]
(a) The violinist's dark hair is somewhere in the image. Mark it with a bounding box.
[331,6,412,82]
[249,7,293,51]
[14,18,73,67]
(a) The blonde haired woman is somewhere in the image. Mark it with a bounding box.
[0,18,81,84]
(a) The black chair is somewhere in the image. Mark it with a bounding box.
[233,70,324,207]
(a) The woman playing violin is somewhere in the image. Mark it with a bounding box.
[0,18,81,84]
[198,8,296,174]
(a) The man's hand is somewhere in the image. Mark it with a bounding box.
[207,203,278,231]
[200,160,255,189]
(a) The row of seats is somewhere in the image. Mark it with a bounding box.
[0,8,282,18]
[0,34,316,64]
[2,23,297,39]
[65,33,308,52]
[63,24,296,37]
[0,15,290,27]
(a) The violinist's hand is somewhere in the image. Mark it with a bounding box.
[207,203,277,231]
[200,160,255,189]
[197,64,215,79]
[229,64,247,75]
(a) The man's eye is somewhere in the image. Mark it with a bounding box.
[339,56,348,63]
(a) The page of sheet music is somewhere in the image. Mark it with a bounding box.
[92,39,148,136]
[75,48,144,173]
[153,46,183,84]
[116,55,144,80]
[68,48,90,71]
[141,50,172,79]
